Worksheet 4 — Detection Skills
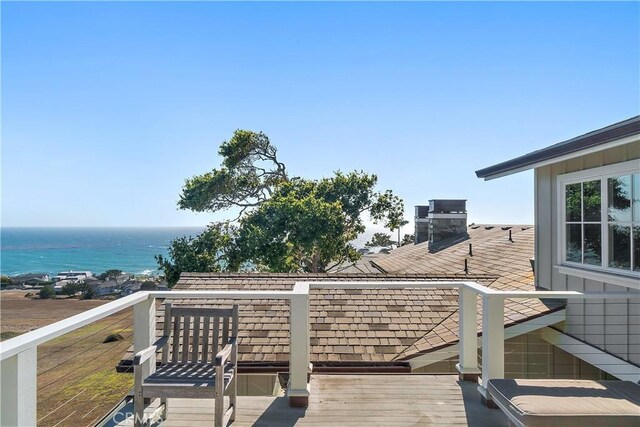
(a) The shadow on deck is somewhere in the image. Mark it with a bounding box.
[105,374,508,426]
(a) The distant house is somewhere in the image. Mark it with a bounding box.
[476,116,640,374]
[119,280,142,296]
[83,278,119,296]
[53,271,93,282]
[9,273,51,287]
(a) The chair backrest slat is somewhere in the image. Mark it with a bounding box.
[213,317,220,355]
[181,316,190,363]
[191,316,201,363]
[202,316,210,362]
[172,314,181,362]
[164,304,238,364]
[222,317,229,345]
[162,303,172,364]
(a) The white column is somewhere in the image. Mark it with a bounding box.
[134,295,156,378]
[456,287,480,380]
[479,295,504,403]
[1,347,37,427]
[288,292,310,407]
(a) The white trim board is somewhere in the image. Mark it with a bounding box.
[555,265,640,288]
[408,310,566,370]
[540,327,640,383]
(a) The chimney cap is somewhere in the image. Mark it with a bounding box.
[429,199,467,214]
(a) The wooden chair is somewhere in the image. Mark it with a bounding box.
[134,303,239,427]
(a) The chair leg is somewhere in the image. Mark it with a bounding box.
[134,364,146,427]
[215,390,223,427]
[230,376,237,422]
[161,398,168,421]
[134,394,145,427]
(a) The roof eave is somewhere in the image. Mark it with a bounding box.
[475,116,640,180]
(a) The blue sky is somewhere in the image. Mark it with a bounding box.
[2,2,639,232]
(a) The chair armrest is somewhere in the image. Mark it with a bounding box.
[153,335,170,350]
[215,337,237,366]
[133,336,170,366]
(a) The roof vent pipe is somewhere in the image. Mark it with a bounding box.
[464,258,469,274]
[469,243,473,256]
[508,230,513,242]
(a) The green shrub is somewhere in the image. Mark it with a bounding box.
[39,285,55,299]
[81,286,96,300]
[103,333,124,343]
[0,275,12,289]
[62,282,81,297]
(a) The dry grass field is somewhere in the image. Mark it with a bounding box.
[1,291,134,426]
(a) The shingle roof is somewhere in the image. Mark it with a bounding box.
[327,254,385,274]
[120,226,561,368]
[159,273,498,365]
[372,225,562,360]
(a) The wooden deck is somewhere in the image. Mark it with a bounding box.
[105,374,508,426]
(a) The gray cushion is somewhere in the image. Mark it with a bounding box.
[488,379,640,427]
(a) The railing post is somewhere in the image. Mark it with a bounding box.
[456,287,480,381]
[478,295,504,407]
[288,289,311,407]
[134,293,156,381]
[1,347,37,427]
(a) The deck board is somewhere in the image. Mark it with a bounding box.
[106,374,508,427]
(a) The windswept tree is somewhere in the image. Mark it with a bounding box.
[365,233,395,247]
[158,130,405,285]
[179,130,288,217]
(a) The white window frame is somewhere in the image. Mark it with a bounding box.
[556,159,640,288]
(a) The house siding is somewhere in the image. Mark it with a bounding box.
[533,140,640,364]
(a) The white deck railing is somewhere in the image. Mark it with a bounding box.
[1,281,638,426]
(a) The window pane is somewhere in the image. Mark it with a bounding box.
[634,226,640,272]
[566,224,582,262]
[583,224,601,266]
[583,180,601,222]
[608,175,632,223]
[633,174,640,222]
[608,225,631,270]
[566,183,581,222]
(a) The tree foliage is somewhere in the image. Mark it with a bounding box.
[97,269,123,281]
[61,282,81,297]
[179,131,287,216]
[156,222,242,286]
[0,276,11,289]
[158,130,405,285]
[401,234,415,246]
[61,281,95,299]
[39,285,55,299]
[365,233,395,247]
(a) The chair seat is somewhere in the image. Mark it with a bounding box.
[141,363,234,399]
[145,362,235,386]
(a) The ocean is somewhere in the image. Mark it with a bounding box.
[0,227,204,277]
[0,226,386,277]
